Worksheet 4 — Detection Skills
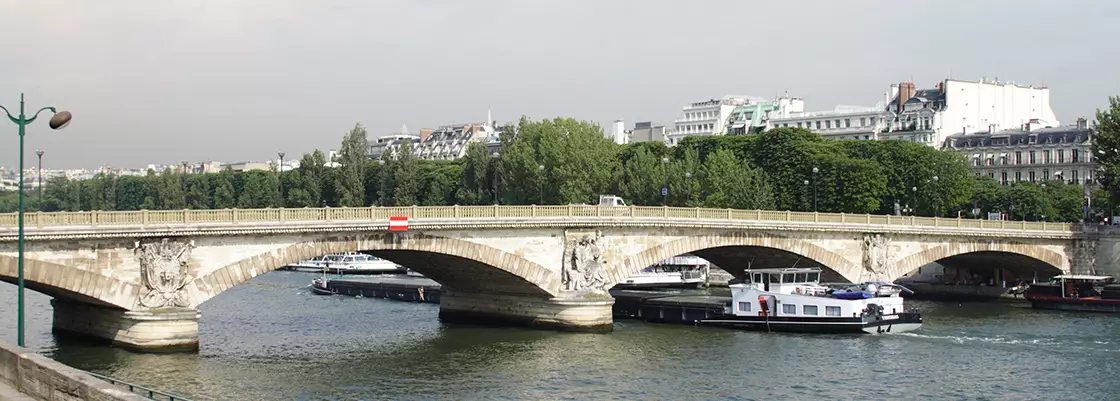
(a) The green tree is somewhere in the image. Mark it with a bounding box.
[237,170,278,208]
[212,170,237,209]
[456,142,491,205]
[185,174,211,209]
[337,123,369,206]
[1093,96,1120,205]
[393,141,420,206]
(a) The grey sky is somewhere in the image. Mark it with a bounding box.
[2,0,1118,169]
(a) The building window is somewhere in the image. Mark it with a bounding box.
[1029,151,1036,164]
[783,123,789,127]
[1044,150,1051,164]
[796,122,803,128]
[989,172,995,179]
[845,119,851,128]
[1029,171,1036,182]
[1043,169,1050,181]
[1001,172,1008,185]
[869,117,877,125]
[859,118,866,127]
[738,301,750,312]
[816,121,822,130]
[1015,171,1022,182]
[803,305,819,316]
[1000,156,1007,165]
[825,306,841,317]
[1058,150,1065,164]
[1015,151,1022,165]
[782,304,796,315]
[835,119,841,128]
[973,158,980,167]
[1072,149,1080,163]
[1073,170,1080,184]
[825,120,832,129]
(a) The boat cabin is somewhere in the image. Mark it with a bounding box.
[728,267,907,318]
[1028,274,1116,299]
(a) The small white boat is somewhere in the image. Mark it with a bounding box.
[699,267,923,334]
[310,275,334,295]
[287,252,406,275]
[614,255,709,289]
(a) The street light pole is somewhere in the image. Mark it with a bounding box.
[932,175,939,217]
[1,94,72,347]
[492,152,501,205]
[537,164,545,205]
[685,172,692,206]
[912,186,918,215]
[277,152,285,207]
[662,157,670,206]
[812,167,819,212]
[35,149,44,208]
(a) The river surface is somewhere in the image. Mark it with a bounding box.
[2,271,1118,400]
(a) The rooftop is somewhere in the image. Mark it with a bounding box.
[943,126,1091,149]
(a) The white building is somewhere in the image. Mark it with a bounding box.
[413,111,502,160]
[668,95,763,145]
[630,121,668,143]
[883,78,1059,146]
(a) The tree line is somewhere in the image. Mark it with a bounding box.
[0,117,1099,222]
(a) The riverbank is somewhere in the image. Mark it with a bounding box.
[0,340,148,401]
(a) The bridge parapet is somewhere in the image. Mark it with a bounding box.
[0,205,1081,239]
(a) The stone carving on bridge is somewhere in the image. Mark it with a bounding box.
[564,230,607,293]
[862,234,892,279]
[135,238,194,309]
[1072,239,1098,274]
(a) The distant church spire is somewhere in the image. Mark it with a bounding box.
[487,107,493,127]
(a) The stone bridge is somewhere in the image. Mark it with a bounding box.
[0,205,1106,352]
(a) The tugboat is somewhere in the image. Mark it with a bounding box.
[1024,274,1120,313]
[699,267,923,334]
[310,268,335,296]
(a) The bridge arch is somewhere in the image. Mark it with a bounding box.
[0,255,137,309]
[615,232,863,285]
[888,242,1067,281]
[191,232,560,307]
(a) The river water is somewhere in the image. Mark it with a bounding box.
[2,271,1118,400]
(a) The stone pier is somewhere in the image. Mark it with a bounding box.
[51,300,200,353]
[437,290,614,332]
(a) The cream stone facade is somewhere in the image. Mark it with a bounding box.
[0,205,1108,352]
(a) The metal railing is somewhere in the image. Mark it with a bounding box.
[0,205,1077,232]
[84,371,193,401]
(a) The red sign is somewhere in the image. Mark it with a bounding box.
[389,216,409,231]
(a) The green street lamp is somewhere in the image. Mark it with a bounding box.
[0,94,72,347]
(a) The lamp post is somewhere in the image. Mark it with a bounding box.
[932,175,939,217]
[661,157,670,206]
[377,159,386,206]
[684,172,692,206]
[537,164,545,205]
[1,94,72,347]
[492,152,501,205]
[912,186,918,215]
[35,150,44,208]
[277,152,285,207]
[812,167,819,212]
[803,179,810,211]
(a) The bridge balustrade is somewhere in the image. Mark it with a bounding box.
[0,205,1077,232]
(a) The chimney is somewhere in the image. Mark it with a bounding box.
[897,82,916,111]
[1076,117,1088,130]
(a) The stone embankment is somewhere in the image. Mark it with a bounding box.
[0,340,148,400]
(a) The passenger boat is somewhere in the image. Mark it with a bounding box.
[613,255,709,289]
[1024,274,1120,313]
[698,267,923,334]
[287,252,406,275]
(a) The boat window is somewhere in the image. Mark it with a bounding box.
[794,273,807,283]
[752,273,763,284]
[825,306,841,317]
[342,257,354,262]
[738,301,750,312]
[803,305,818,316]
[769,273,781,283]
[782,273,795,283]
[807,272,820,283]
[782,304,796,314]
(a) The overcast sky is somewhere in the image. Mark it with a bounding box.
[2,0,1118,169]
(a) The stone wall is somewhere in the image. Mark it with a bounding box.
[0,340,148,400]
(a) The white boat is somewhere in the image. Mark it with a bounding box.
[699,267,923,334]
[614,255,709,289]
[287,252,406,275]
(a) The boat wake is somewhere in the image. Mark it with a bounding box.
[895,332,1117,351]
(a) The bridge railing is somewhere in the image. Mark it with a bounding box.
[0,205,1077,232]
